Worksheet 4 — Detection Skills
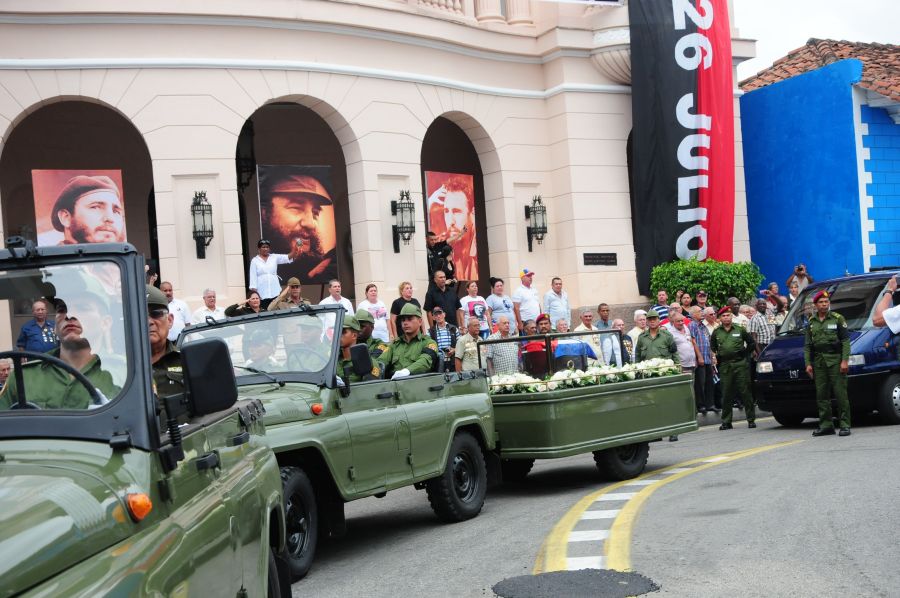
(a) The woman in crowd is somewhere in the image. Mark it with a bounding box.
[248,239,300,310]
[486,277,515,330]
[390,281,424,336]
[225,290,263,317]
[458,281,491,339]
[680,292,693,310]
[357,283,391,342]
[787,280,801,306]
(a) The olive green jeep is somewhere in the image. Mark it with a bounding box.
[0,239,289,597]
[180,307,496,580]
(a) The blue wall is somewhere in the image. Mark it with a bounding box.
[862,105,900,269]
[741,59,864,287]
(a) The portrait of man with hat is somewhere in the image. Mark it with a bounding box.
[33,171,127,247]
[258,165,338,284]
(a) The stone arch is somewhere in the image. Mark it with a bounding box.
[234,95,363,302]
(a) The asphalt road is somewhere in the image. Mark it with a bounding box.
[291,412,899,597]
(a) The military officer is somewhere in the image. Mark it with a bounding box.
[286,316,331,371]
[634,310,680,363]
[710,306,757,430]
[356,308,388,361]
[805,290,851,436]
[147,285,184,401]
[337,315,367,383]
[378,303,439,379]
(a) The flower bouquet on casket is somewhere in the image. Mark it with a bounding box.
[487,359,681,395]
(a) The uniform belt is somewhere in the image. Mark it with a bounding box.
[813,343,841,354]
[718,356,745,364]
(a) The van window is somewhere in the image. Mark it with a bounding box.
[779,277,887,334]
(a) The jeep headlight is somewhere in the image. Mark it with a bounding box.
[756,361,773,374]
[848,354,865,366]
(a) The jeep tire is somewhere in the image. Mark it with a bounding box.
[267,544,282,598]
[500,458,534,483]
[593,442,649,480]
[426,431,487,522]
[879,374,900,424]
[281,466,318,580]
[772,411,806,427]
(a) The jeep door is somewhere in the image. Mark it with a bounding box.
[395,373,449,479]
[343,379,412,493]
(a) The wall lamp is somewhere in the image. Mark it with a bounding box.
[525,195,548,252]
[391,190,415,253]
[191,191,214,259]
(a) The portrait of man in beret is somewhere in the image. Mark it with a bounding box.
[32,170,127,247]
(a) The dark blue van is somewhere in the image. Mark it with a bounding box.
[754,271,900,426]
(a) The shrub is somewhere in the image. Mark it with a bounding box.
[649,258,764,308]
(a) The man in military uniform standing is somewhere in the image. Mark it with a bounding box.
[147,285,183,401]
[710,306,757,430]
[635,310,680,363]
[378,303,439,379]
[805,290,851,436]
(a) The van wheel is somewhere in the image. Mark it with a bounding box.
[879,374,900,424]
[281,466,318,580]
[267,545,282,598]
[426,431,487,522]
[593,442,649,480]
[772,412,806,427]
[501,458,535,483]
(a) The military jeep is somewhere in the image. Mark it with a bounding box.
[180,307,496,580]
[0,239,289,597]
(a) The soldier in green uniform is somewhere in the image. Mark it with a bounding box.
[2,286,120,410]
[286,315,332,371]
[356,308,388,361]
[804,290,851,436]
[635,310,680,363]
[337,315,368,383]
[710,306,757,430]
[378,303,439,379]
[147,285,183,401]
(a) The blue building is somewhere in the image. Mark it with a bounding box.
[740,39,900,287]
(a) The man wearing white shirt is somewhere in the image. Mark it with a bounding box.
[573,308,602,360]
[319,279,354,328]
[543,277,570,330]
[512,268,540,333]
[191,288,226,324]
[160,281,191,341]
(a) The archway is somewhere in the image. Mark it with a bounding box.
[420,115,493,295]
[235,102,354,303]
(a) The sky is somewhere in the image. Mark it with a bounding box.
[733,0,900,81]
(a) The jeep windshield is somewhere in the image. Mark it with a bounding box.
[778,276,888,335]
[179,310,337,385]
[0,261,129,411]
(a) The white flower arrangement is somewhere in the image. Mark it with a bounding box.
[488,359,682,395]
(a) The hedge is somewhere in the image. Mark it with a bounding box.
[649,258,764,309]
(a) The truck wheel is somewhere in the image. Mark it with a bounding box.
[593,442,649,480]
[267,545,282,598]
[281,466,318,580]
[500,458,535,483]
[426,431,487,522]
[772,412,806,427]
[879,374,900,424]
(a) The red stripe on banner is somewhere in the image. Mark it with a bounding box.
[696,0,735,262]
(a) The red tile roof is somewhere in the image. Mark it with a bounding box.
[740,39,900,103]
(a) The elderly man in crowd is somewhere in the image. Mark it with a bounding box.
[268,277,311,311]
[689,306,717,414]
[17,299,58,353]
[574,308,602,358]
[628,309,647,347]
[486,316,518,375]
[455,318,483,373]
[191,288,226,324]
[612,319,633,362]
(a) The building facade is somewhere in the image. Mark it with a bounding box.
[0,0,754,342]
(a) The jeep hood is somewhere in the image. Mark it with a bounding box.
[0,451,134,596]
[240,382,329,425]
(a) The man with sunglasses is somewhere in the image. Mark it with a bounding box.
[147,285,184,401]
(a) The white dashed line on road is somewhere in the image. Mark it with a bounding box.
[568,530,610,542]
[581,509,621,520]
[594,492,637,501]
[566,556,606,570]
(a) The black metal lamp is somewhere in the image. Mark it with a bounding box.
[391,190,415,253]
[525,195,548,252]
[190,191,214,259]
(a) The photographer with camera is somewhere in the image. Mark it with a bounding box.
[428,306,458,372]
[786,263,814,293]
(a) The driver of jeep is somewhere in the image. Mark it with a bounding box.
[286,316,330,371]
[2,290,119,410]
[243,328,279,371]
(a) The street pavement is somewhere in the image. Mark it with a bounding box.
[292,412,898,597]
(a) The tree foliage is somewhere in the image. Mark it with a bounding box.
[649,259,764,308]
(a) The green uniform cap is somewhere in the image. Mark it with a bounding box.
[399,303,422,318]
[646,309,660,319]
[355,308,375,325]
[297,315,323,328]
[342,315,361,332]
[146,285,169,309]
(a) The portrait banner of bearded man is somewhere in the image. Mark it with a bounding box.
[32,170,128,247]
[425,171,479,282]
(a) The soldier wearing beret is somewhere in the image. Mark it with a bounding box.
[51,175,126,245]
[378,303,439,379]
[710,305,757,430]
[805,290,851,436]
[635,309,680,364]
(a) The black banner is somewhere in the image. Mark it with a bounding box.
[628,0,700,295]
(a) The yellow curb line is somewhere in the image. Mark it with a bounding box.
[533,439,803,574]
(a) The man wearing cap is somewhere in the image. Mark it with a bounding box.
[2,288,120,410]
[268,277,311,311]
[379,303,439,379]
[805,290,851,436]
[427,306,458,372]
[249,239,302,310]
[261,173,337,282]
[424,270,461,329]
[455,319,483,373]
[710,306,757,430]
[336,315,368,383]
[286,316,332,372]
[147,285,184,402]
[635,310,679,365]
[696,291,709,311]
[50,175,126,245]
[356,308,389,364]
[512,269,541,333]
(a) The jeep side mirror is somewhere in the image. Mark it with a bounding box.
[349,343,373,378]
[181,338,237,416]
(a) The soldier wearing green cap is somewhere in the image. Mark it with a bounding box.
[710,305,757,430]
[378,303,439,379]
[337,315,370,383]
[286,315,331,372]
[635,309,680,364]
[805,290,851,436]
[356,308,388,362]
[147,285,184,402]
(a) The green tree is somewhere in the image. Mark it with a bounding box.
[650,259,764,308]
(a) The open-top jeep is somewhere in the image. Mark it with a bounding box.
[0,239,288,597]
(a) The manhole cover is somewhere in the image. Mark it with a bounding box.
[492,569,659,598]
